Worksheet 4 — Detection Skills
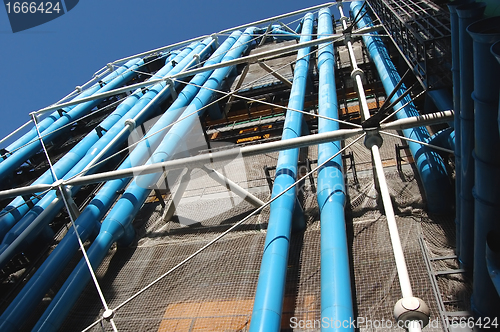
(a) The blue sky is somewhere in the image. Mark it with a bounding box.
[0,0,336,147]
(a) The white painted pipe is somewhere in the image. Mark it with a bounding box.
[0,110,453,201]
[338,2,420,330]
[201,166,265,207]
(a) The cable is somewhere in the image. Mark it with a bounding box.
[63,35,351,184]
[32,95,118,332]
[63,25,349,184]
[380,130,454,155]
[380,90,426,124]
[0,188,51,219]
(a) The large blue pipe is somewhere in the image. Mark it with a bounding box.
[486,231,500,296]
[33,29,254,332]
[351,1,453,214]
[447,0,468,258]
[0,41,210,268]
[315,8,354,330]
[426,127,455,152]
[270,25,300,41]
[0,64,136,163]
[0,40,221,331]
[0,58,144,241]
[249,13,313,332]
[424,89,455,151]
[457,2,487,269]
[466,16,500,319]
[494,41,500,137]
[0,59,144,184]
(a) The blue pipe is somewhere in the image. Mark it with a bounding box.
[33,29,254,332]
[0,63,138,163]
[351,1,453,214]
[426,128,455,152]
[249,13,313,332]
[426,89,454,115]
[486,231,500,296]
[447,0,469,258]
[270,25,300,41]
[315,8,354,331]
[0,41,221,330]
[0,41,210,268]
[425,89,455,151]
[0,79,147,242]
[0,59,144,184]
[0,58,144,241]
[457,2,487,269]
[493,41,500,137]
[467,16,500,319]
[0,203,101,331]
[294,19,303,34]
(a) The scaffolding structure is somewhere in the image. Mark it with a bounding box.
[367,0,452,89]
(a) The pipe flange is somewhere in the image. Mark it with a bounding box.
[193,54,201,64]
[394,297,430,328]
[351,67,364,80]
[364,128,383,149]
[124,119,136,132]
[339,16,349,25]
[103,309,114,321]
[107,63,114,72]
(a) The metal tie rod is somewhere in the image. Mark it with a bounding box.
[0,110,453,200]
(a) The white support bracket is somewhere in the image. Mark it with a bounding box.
[165,78,178,101]
[259,23,274,47]
[278,21,297,35]
[211,33,219,48]
[193,54,201,67]
[201,165,265,208]
[258,61,293,88]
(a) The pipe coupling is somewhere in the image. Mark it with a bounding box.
[351,67,364,80]
[107,63,114,72]
[364,128,383,149]
[193,54,201,64]
[124,119,136,132]
[103,309,114,321]
[75,86,82,93]
[394,297,430,328]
